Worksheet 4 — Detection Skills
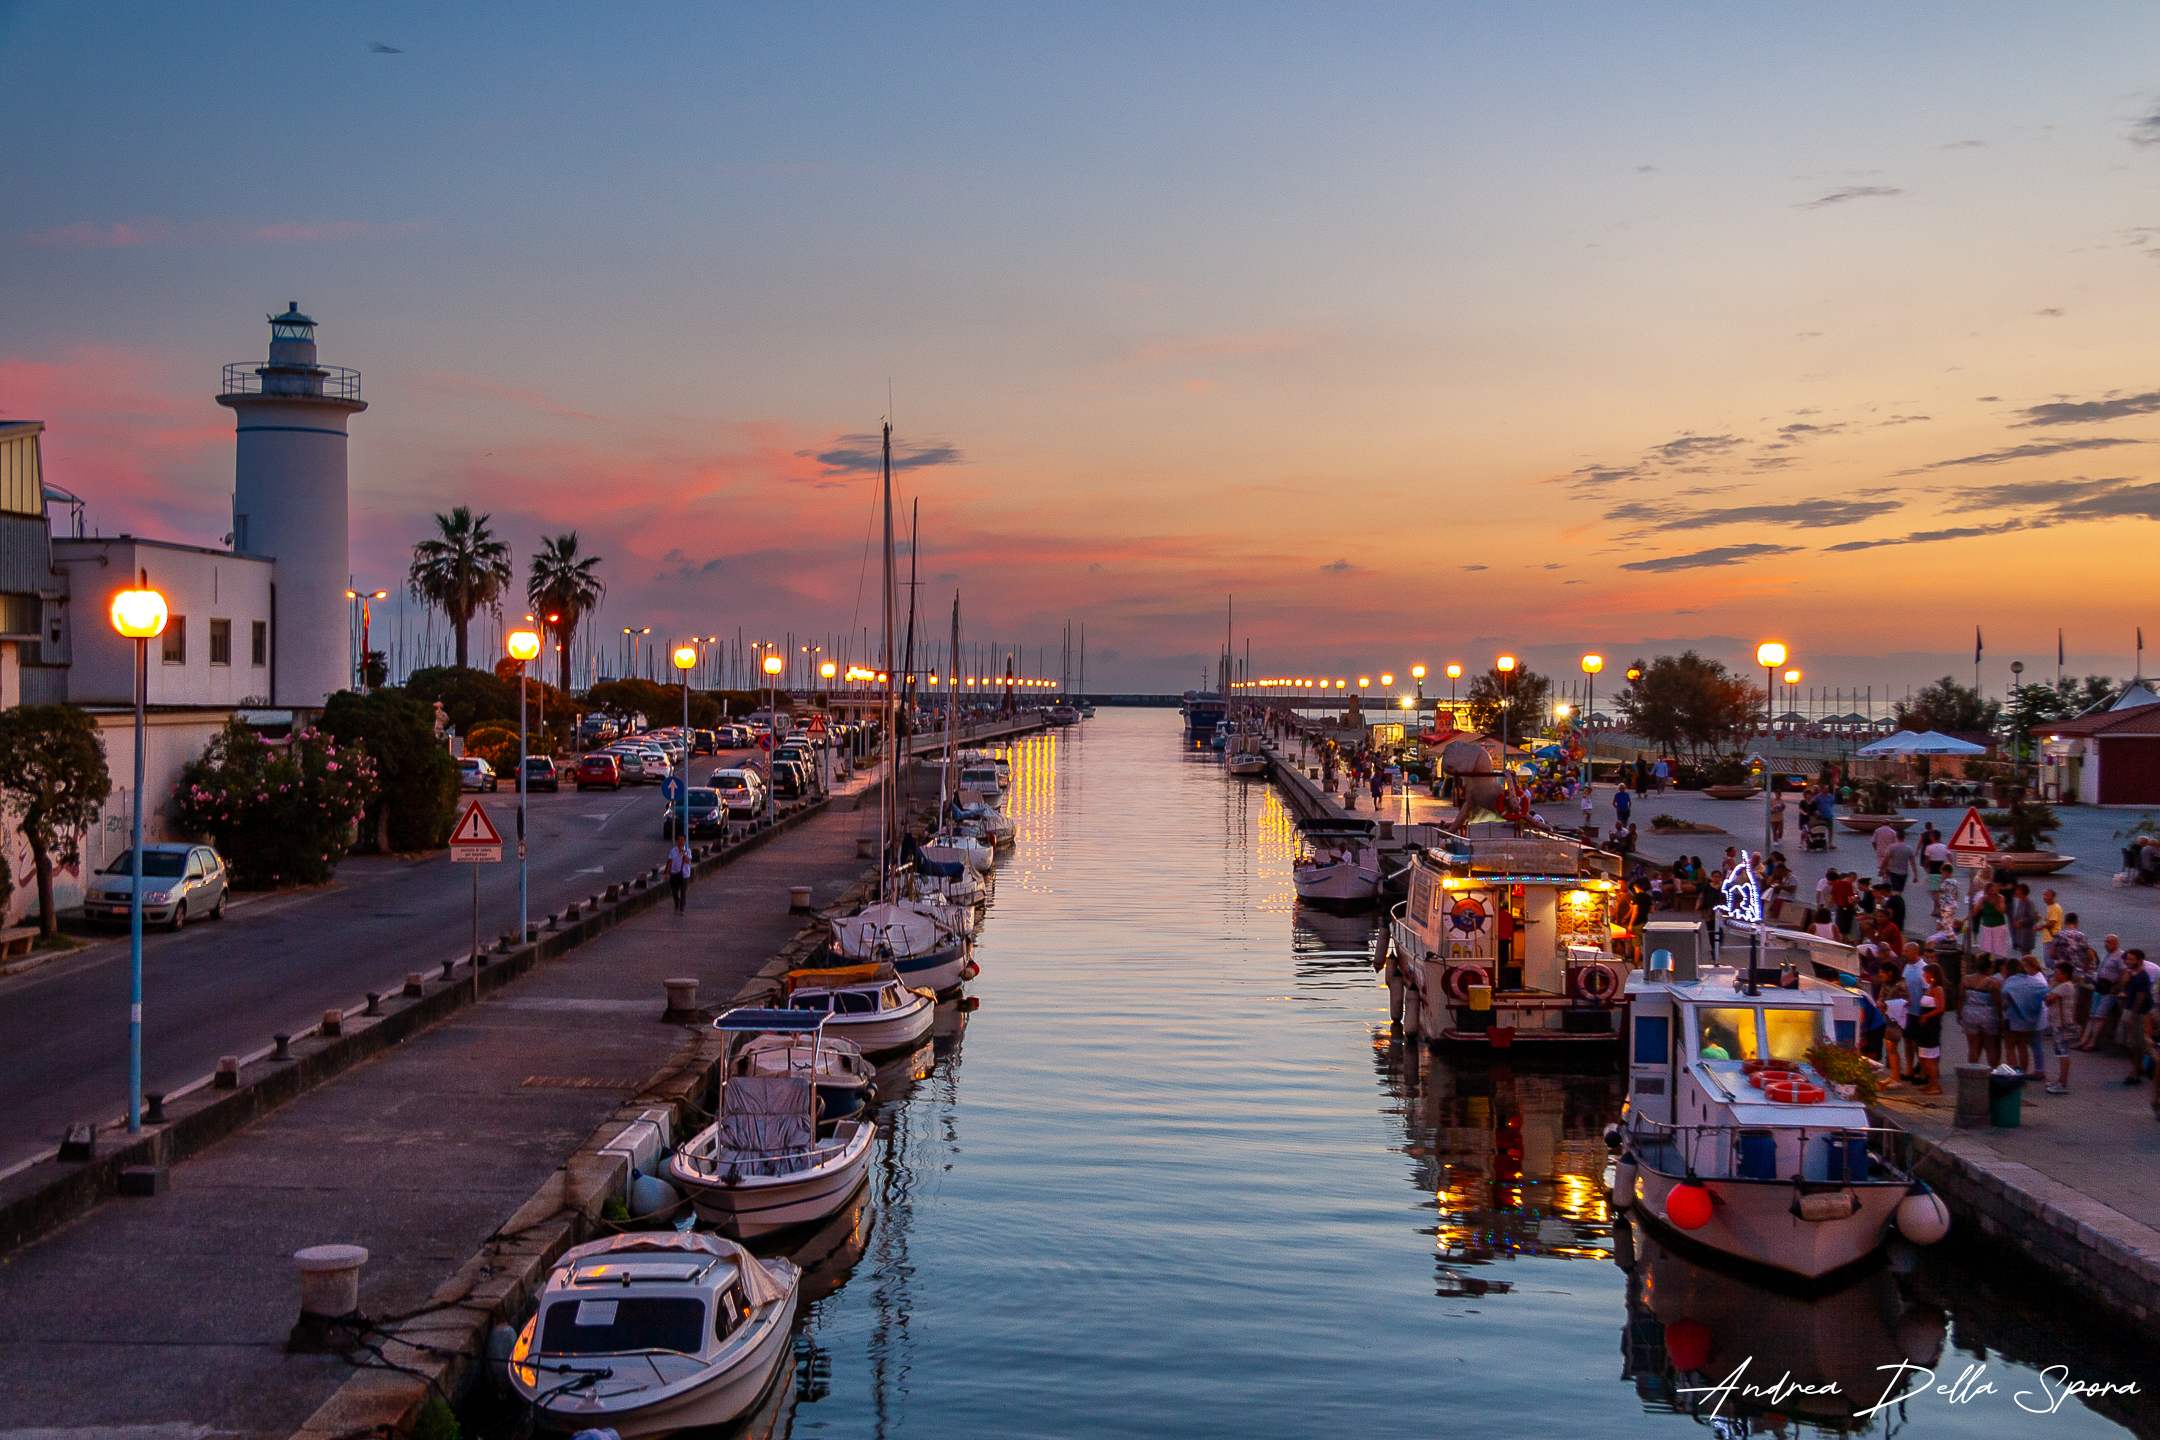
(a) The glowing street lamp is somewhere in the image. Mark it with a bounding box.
[110,587,168,1134]
[505,628,543,938]
[763,653,785,825]
[1580,654,1603,791]
[1756,642,1788,857]
[1496,656,1517,754]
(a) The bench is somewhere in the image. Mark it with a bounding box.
[0,926,38,959]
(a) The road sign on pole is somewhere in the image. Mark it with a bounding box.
[662,775,684,804]
[450,800,504,864]
[1947,805,1994,868]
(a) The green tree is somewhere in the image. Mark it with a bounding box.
[0,705,112,935]
[403,665,518,736]
[1894,676,2001,735]
[1464,665,1551,742]
[465,723,521,774]
[171,722,376,887]
[588,678,724,729]
[1614,652,1760,761]
[526,532,606,694]
[407,507,513,669]
[320,688,461,852]
[2003,682,2077,761]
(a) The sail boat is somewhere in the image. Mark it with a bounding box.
[815,424,976,993]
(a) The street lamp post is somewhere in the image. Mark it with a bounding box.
[1446,663,1462,722]
[763,653,785,825]
[673,645,698,840]
[508,629,541,941]
[1580,654,1603,795]
[110,586,168,1134]
[1496,655,1517,763]
[1757,642,1788,861]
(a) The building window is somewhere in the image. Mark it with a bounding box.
[163,616,186,665]
[209,618,231,666]
[251,620,267,667]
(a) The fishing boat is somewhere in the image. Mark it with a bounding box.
[720,1010,877,1124]
[1292,817,1383,906]
[1182,690,1227,739]
[1609,881,1950,1282]
[828,899,972,994]
[508,1231,799,1436]
[1387,832,1633,1047]
[669,1012,877,1236]
[781,962,937,1053]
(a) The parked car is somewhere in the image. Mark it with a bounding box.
[82,843,229,931]
[524,756,560,793]
[691,728,718,756]
[575,753,622,791]
[662,787,728,840]
[460,756,500,792]
[628,746,671,782]
[602,749,649,783]
[770,759,808,800]
[712,769,766,817]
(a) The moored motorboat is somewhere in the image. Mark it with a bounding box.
[923,829,994,873]
[509,1231,799,1436]
[1611,900,1950,1282]
[781,962,938,1053]
[722,1012,876,1124]
[1292,817,1383,906]
[669,1012,877,1236]
[829,899,972,994]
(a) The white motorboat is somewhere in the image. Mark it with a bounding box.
[1044,703,1079,726]
[1611,898,1950,1282]
[1291,818,1382,906]
[1224,746,1269,778]
[916,861,986,907]
[724,1021,876,1126]
[509,1231,799,1436]
[830,899,973,993]
[954,800,1015,845]
[923,830,994,873]
[781,962,938,1053]
[956,760,1003,802]
[669,1011,877,1236]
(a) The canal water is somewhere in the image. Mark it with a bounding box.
[785,710,2154,1439]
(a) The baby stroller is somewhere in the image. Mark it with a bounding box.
[1802,814,1832,853]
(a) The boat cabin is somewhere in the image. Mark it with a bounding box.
[784,963,917,1016]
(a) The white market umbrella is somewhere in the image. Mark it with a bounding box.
[1855,730,1924,756]
[1907,730,1987,755]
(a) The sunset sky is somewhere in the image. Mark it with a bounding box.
[5,5,2160,696]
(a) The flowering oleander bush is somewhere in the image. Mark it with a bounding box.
[171,721,378,888]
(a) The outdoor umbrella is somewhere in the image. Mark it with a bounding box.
[1855,730,1924,756]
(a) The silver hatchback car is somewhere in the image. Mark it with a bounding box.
[83,843,230,931]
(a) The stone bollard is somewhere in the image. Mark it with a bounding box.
[1953,1063,1992,1129]
[272,1034,292,1061]
[404,973,424,998]
[1377,819,1394,841]
[663,977,699,1020]
[604,883,621,902]
[789,885,813,910]
[441,958,457,981]
[290,1244,369,1352]
[319,1010,342,1038]
[857,836,874,858]
[525,921,540,942]
[215,1055,240,1089]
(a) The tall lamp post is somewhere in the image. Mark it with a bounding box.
[1757,642,1788,861]
[1446,663,1462,723]
[1580,654,1603,794]
[1496,654,1517,769]
[110,586,168,1134]
[507,628,541,940]
[673,645,698,840]
[820,660,839,790]
[763,653,785,825]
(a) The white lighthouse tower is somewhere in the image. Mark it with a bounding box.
[217,303,366,711]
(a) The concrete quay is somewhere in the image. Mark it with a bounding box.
[0,785,884,1439]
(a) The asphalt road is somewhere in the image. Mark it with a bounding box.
[0,748,824,1173]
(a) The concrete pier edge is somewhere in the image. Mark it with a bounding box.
[286,865,886,1440]
[0,792,838,1259]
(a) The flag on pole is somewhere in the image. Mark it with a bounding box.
[1975,626,1983,664]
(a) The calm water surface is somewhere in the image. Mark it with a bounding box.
[785,710,2153,1440]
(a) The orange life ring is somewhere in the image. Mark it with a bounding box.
[1444,965,1491,1003]
[1573,962,1619,1002]
[1762,1075,1826,1105]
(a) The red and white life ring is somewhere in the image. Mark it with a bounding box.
[1573,962,1619,1002]
[1761,1075,1827,1105]
[1444,965,1491,1003]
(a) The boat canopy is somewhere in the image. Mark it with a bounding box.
[554,1230,789,1305]
[713,1007,830,1034]
[785,961,901,991]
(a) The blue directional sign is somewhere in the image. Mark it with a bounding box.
[661,776,684,803]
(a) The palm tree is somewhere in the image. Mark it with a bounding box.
[527,532,605,693]
[407,507,512,669]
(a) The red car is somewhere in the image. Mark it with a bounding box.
[575,753,621,791]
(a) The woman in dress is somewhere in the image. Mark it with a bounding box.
[1912,961,1948,1095]
[1958,955,2003,1068]
[1973,885,2011,959]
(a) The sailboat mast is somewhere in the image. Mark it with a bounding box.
[901,498,920,843]
[880,421,899,903]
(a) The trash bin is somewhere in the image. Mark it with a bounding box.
[1988,1069,2026,1128]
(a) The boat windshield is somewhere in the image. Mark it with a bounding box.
[1696,1007,1760,1061]
[539,1296,705,1356]
[1764,1007,1823,1062]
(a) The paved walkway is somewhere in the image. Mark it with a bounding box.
[0,800,875,1440]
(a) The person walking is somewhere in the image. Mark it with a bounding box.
[666,836,693,914]
[1958,956,2003,1068]
[1634,757,1649,796]
[2043,960,2078,1094]
[1883,833,1915,892]
[1614,785,1632,828]
[1652,756,1670,792]
[1771,794,1786,843]
[2001,954,2048,1078]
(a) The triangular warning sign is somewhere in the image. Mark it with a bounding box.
[1946,805,1994,853]
[450,800,503,847]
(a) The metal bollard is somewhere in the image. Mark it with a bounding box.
[272,1034,292,1061]
[363,992,381,1017]
[144,1091,166,1123]
[404,972,424,998]
[441,958,457,981]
